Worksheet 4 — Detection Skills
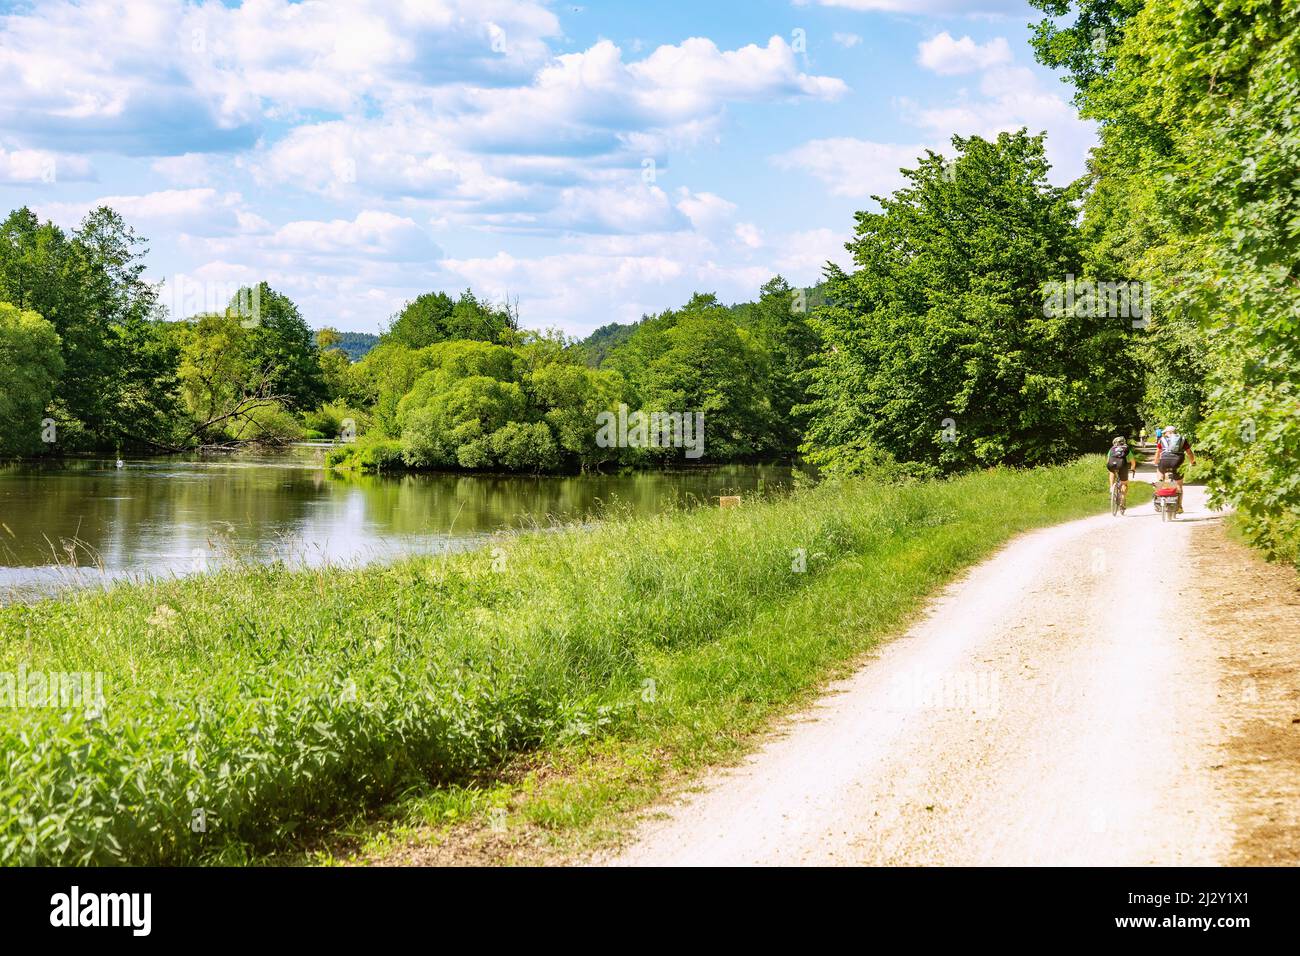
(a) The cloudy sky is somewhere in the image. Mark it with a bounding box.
[0,0,1093,336]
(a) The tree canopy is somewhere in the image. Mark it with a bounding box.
[1029,0,1300,557]
[800,131,1139,475]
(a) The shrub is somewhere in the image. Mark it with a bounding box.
[327,436,404,473]
[229,401,304,443]
[491,421,560,472]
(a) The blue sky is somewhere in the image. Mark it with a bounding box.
[0,0,1093,336]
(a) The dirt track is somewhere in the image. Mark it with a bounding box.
[601,481,1300,866]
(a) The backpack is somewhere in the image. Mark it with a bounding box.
[1107,444,1128,470]
[1160,434,1185,458]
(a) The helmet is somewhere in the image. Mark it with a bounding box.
[1166,425,1178,435]
[1112,436,1126,446]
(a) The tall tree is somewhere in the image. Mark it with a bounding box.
[237,282,327,411]
[315,327,353,403]
[383,289,517,348]
[801,131,1135,475]
[0,206,181,449]
[749,275,819,455]
[1035,0,1300,556]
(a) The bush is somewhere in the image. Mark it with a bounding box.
[399,375,528,468]
[304,402,370,442]
[491,421,560,472]
[229,402,304,443]
[327,436,404,473]
[0,302,63,458]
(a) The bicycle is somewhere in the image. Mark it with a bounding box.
[1154,480,1181,521]
[1110,479,1125,516]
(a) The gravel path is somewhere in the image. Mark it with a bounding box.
[603,480,1249,866]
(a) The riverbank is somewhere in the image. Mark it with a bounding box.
[0,457,1128,864]
[0,453,792,603]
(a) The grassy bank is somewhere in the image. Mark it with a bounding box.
[0,458,1122,865]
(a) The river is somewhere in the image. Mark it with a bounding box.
[0,445,793,601]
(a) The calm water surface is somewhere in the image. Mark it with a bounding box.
[0,445,792,600]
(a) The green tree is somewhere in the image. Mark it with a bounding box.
[529,362,631,470]
[639,311,778,461]
[0,302,63,457]
[384,289,517,348]
[238,283,327,411]
[1030,0,1300,557]
[748,275,819,454]
[315,327,354,403]
[176,309,301,445]
[801,131,1131,474]
[0,206,181,449]
[399,375,529,469]
[490,421,560,472]
[604,292,782,461]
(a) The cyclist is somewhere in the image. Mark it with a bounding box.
[1155,425,1196,513]
[1105,436,1137,513]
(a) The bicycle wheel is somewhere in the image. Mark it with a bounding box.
[1111,484,1120,516]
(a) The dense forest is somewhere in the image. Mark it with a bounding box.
[1024,0,1298,558]
[0,0,1294,558]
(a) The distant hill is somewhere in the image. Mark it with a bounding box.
[577,320,642,366]
[333,331,379,361]
[576,281,830,368]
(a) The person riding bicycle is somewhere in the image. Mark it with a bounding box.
[1155,425,1196,513]
[1105,436,1137,512]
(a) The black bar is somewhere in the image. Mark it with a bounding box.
[0,866,1292,943]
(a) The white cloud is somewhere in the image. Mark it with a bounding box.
[902,64,1096,182]
[247,35,845,232]
[734,222,764,248]
[917,33,1012,75]
[393,36,843,163]
[0,145,92,184]
[441,227,832,333]
[5,0,1073,337]
[443,247,689,330]
[629,36,847,106]
[248,116,527,204]
[267,211,434,259]
[550,184,688,234]
[779,36,1096,202]
[0,0,562,154]
[773,137,926,198]
[156,256,432,329]
[150,153,213,185]
[37,188,246,229]
[676,190,738,232]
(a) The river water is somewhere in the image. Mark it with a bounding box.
[0,445,792,600]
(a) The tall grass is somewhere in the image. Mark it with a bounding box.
[0,458,1112,864]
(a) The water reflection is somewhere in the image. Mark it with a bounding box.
[0,446,792,600]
